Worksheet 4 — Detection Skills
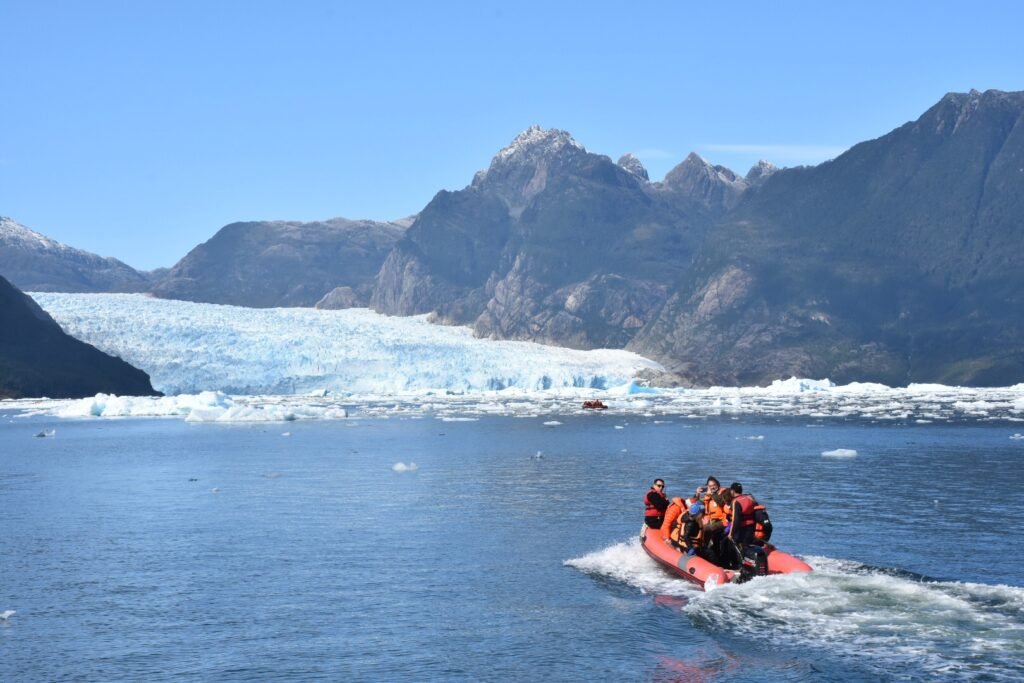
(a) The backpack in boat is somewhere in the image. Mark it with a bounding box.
[753,505,773,542]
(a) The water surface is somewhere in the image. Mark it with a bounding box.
[2,411,1022,681]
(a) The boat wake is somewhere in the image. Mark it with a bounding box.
[567,540,1024,680]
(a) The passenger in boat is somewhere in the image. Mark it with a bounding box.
[660,496,687,542]
[644,479,670,529]
[728,482,758,549]
[675,502,704,555]
[700,477,729,563]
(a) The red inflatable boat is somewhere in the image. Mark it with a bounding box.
[640,524,811,589]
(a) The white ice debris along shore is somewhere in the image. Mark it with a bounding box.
[30,293,662,395]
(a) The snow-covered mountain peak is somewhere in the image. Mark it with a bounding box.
[0,216,73,253]
[617,153,649,181]
[492,125,585,164]
[745,159,778,182]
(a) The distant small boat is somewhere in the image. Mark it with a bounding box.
[582,400,608,410]
[640,524,811,590]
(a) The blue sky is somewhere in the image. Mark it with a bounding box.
[2,1,1022,269]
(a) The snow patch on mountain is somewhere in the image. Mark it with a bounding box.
[617,153,649,181]
[0,216,76,253]
[493,125,585,164]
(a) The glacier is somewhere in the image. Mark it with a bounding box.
[29,293,663,396]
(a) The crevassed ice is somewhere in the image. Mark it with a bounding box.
[14,293,1024,425]
[30,293,662,396]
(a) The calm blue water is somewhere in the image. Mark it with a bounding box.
[2,410,1023,681]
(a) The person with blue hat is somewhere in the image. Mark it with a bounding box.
[673,501,705,555]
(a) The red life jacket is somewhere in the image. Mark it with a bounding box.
[734,494,756,528]
[644,490,667,519]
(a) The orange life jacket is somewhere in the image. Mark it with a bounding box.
[703,493,728,524]
[753,504,772,541]
[660,498,685,541]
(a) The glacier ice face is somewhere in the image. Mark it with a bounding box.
[29,293,663,396]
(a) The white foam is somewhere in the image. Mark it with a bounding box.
[543,420,562,426]
[822,449,858,458]
[564,538,697,598]
[686,556,1024,679]
[569,543,1024,679]
[392,462,418,473]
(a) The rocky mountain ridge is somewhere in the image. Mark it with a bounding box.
[0,216,152,293]
[372,89,1024,385]
[152,217,406,308]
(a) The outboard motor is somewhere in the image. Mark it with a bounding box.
[737,544,769,583]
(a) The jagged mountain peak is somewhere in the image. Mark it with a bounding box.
[927,89,1024,136]
[471,126,598,212]
[617,153,649,181]
[659,153,747,211]
[745,159,778,183]
[664,152,742,187]
[493,125,585,164]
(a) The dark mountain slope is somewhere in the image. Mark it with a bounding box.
[0,276,157,398]
[630,90,1024,385]
[153,218,406,308]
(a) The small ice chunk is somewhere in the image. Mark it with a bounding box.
[392,462,419,473]
[822,449,858,458]
[614,425,625,430]
[543,420,562,426]
[1010,433,1024,440]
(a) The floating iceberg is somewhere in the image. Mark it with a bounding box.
[48,391,346,422]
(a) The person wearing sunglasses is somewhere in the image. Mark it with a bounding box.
[644,479,670,529]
